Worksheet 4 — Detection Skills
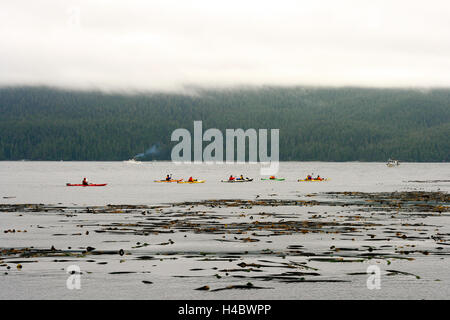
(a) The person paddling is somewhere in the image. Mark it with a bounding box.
[229,175,235,181]
[240,175,244,180]
[270,176,276,180]
[188,176,194,182]
[166,174,172,181]
[82,177,89,186]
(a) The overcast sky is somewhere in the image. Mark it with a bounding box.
[1,0,450,92]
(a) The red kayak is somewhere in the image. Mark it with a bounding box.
[66,183,107,187]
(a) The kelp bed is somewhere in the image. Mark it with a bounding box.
[1,191,449,295]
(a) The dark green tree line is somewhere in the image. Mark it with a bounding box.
[0,86,448,161]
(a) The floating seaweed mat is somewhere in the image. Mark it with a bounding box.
[308,257,365,263]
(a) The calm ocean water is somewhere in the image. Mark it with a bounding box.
[1,161,449,300]
[1,161,448,205]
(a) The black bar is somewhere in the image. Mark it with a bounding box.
[0,300,448,319]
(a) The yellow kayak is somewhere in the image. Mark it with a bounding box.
[177,180,205,184]
[298,178,329,182]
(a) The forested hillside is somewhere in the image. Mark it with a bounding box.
[0,86,449,161]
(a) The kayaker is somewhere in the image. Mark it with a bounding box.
[188,176,194,182]
[240,175,244,180]
[229,175,235,181]
[270,176,276,180]
[82,177,89,186]
[166,174,171,181]
[306,175,312,180]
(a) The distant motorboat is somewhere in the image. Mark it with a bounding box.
[386,159,400,167]
[124,158,142,164]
